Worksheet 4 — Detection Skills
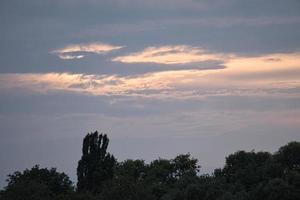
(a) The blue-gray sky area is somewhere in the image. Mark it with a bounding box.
[1,0,300,187]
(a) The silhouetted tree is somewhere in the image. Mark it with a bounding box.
[274,141,300,171]
[77,131,116,193]
[1,133,299,200]
[55,192,99,200]
[222,150,272,189]
[251,178,298,200]
[115,159,147,182]
[0,165,73,200]
[173,154,199,178]
[101,159,154,200]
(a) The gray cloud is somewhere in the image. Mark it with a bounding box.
[51,43,123,60]
[1,0,300,74]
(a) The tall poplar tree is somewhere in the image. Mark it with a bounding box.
[77,131,116,193]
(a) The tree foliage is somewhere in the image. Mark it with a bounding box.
[1,132,299,200]
[274,141,300,171]
[0,165,73,200]
[77,131,116,193]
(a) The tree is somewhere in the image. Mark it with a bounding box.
[251,178,298,200]
[172,154,199,178]
[115,159,147,182]
[77,131,116,193]
[0,165,73,200]
[222,151,272,188]
[1,135,299,200]
[274,141,300,171]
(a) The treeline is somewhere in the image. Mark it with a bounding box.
[1,131,299,200]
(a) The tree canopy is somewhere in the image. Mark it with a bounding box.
[0,165,73,200]
[77,131,116,193]
[1,132,299,200]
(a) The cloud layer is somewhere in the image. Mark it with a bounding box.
[113,45,228,64]
[1,51,300,99]
[52,43,124,60]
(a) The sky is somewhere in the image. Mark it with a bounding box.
[1,0,300,187]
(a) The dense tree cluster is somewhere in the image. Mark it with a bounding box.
[1,131,299,200]
[0,165,73,200]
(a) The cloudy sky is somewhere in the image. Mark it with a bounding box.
[1,0,300,187]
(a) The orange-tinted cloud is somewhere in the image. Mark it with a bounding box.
[113,45,229,64]
[1,51,300,99]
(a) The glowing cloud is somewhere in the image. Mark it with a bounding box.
[1,52,300,99]
[52,43,124,60]
[57,55,85,60]
[0,72,172,97]
[113,45,228,64]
